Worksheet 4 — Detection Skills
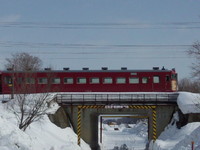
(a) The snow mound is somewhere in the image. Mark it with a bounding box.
[0,115,32,150]
[152,122,200,150]
[150,112,200,150]
[177,92,200,114]
[122,122,148,138]
[0,95,91,150]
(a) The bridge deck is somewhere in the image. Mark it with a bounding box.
[56,93,179,105]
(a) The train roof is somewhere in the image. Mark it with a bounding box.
[2,67,176,73]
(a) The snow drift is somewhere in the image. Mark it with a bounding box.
[177,92,200,114]
[150,121,200,150]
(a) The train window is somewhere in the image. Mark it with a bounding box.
[64,78,73,84]
[142,77,148,84]
[131,72,137,75]
[26,78,35,84]
[38,78,48,84]
[77,77,86,84]
[153,76,160,83]
[4,76,12,84]
[172,74,177,80]
[129,77,139,84]
[116,77,126,84]
[52,78,61,84]
[103,77,113,84]
[90,78,100,84]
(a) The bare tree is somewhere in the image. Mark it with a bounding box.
[5,52,42,98]
[4,52,54,131]
[188,41,200,78]
[6,72,55,131]
[178,78,191,91]
[7,93,52,131]
[5,52,42,71]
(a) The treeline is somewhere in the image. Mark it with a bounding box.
[179,78,200,93]
[178,41,200,93]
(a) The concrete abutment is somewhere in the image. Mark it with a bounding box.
[64,105,177,150]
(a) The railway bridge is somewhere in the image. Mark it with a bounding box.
[55,92,179,150]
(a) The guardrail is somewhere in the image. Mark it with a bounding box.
[55,93,179,105]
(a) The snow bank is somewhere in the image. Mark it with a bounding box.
[149,112,200,150]
[0,114,32,150]
[0,95,91,150]
[25,115,91,150]
[122,122,148,138]
[177,92,200,114]
[151,122,200,150]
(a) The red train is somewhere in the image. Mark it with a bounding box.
[0,67,178,94]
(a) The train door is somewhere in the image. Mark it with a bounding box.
[171,73,178,91]
[165,75,170,91]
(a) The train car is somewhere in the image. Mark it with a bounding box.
[0,67,178,94]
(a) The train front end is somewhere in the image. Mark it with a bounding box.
[171,69,178,92]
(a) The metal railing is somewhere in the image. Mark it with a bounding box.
[55,93,179,105]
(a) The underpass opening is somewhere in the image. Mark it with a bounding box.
[98,114,149,150]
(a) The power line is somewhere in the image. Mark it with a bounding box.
[0,40,192,49]
[47,56,192,60]
[0,21,200,29]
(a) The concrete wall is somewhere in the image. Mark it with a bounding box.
[188,113,200,123]
[156,105,177,136]
[48,107,70,128]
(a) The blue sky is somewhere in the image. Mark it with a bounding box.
[0,0,200,79]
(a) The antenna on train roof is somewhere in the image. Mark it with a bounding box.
[162,66,165,70]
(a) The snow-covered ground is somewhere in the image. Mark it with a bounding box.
[149,113,200,150]
[100,121,148,150]
[0,94,91,150]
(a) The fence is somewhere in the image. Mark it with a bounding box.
[55,93,179,105]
